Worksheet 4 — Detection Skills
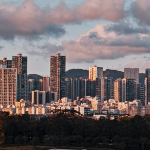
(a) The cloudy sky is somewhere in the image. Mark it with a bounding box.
[0,0,150,75]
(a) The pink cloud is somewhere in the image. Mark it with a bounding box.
[49,0,125,24]
[0,0,65,39]
[76,0,125,22]
[132,0,150,25]
[28,22,150,63]
[0,0,125,39]
[61,24,150,63]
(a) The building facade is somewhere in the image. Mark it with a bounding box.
[0,65,17,107]
[145,69,150,105]
[43,77,50,92]
[114,78,126,102]
[96,77,114,102]
[0,54,28,101]
[124,68,139,84]
[0,58,12,68]
[50,53,66,100]
[126,79,136,101]
[89,65,103,81]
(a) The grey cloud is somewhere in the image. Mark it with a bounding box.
[0,0,125,40]
[131,0,150,26]
[88,32,99,39]
[110,37,150,48]
[61,24,150,63]
[0,0,65,40]
[27,23,150,63]
[27,43,64,59]
[143,56,150,60]
[0,46,4,49]
[106,22,150,35]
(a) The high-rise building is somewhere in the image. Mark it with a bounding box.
[0,54,28,101]
[0,58,12,68]
[114,78,136,102]
[43,77,50,92]
[89,65,103,81]
[126,79,136,101]
[50,53,66,100]
[65,78,78,101]
[96,77,114,102]
[124,68,139,84]
[32,90,46,105]
[28,79,34,101]
[85,79,96,97]
[17,74,28,101]
[34,79,43,91]
[78,78,85,99]
[28,79,34,93]
[114,78,126,102]
[145,69,150,105]
[106,77,114,100]
[12,53,27,74]
[65,77,97,102]
[137,84,145,105]
[0,65,17,107]
[12,54,28,101]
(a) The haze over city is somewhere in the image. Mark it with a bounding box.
[0,0,150,75]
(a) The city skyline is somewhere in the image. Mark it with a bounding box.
[1,0,150,76]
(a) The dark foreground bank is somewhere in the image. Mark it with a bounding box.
[0,112,150,149]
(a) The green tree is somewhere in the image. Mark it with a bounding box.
[139,137,147,150]
[32,137,40,147]
[14,135,23,144]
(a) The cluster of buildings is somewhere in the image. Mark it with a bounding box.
[1,53,150,119]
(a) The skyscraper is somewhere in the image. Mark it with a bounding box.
[65,78,78,101]
[12,54,28,101]
[89,65,103,81]
[43,77,50,92]
[124,68,139,84]
[50,53,66,100]
[145,68,150,105]
[0,58,12,68]
[12,53,27,74]
[0,65,17,107]
[114,78,126,102]
[0,54,28,101]
[126,79,136,101]
[96,77,114,102]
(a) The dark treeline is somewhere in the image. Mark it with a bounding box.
[0,112,150,149]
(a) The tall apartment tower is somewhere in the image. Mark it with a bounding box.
[126,79,136,101]
[65,78,78,101]
[50,53,66,100]
[43,77,50,92]
[12,54,28,101]
[96,77,114,102]
[124,68,139,84]
[145,69,150,105]
[0,65,17,107]
[12,53,27,74]
[89,65,103,81]
[114,78,126,102]
[0,54,28,101]
[0,58,12,68]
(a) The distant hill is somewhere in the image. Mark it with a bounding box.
[65,69,145,84]
[103,69,124,80]
[65,69,88,79]
[28,69,146,84]
[65,69,124,80]
[28,74,43,81]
